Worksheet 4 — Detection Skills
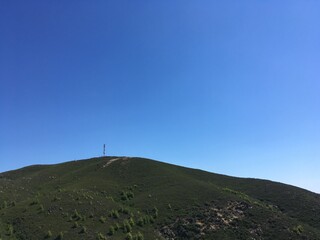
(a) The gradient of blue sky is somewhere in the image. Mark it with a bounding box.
[1,1,320,193]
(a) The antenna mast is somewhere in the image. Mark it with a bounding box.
[103,144,106,156]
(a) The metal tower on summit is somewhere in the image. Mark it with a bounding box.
[103,144,106,156]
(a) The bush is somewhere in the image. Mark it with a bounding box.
[121,191,134,201]
[7,224,13,236]
[57,232,63,240]
[73,209,81,220]
[45,230,52,238]
[126,232,133,240]
[30,198,39,205]
[114,223,120,231]
[129,217,135,226]
[73,222,79,228]
[108,226,115,236]
[99,216,106,223]
[293,225,304,234]
[109,209,119,219]
[39,205,44,212]
[97,232,106,240]
[106,196,114,202]
[119,206,130,214]
[123,220,132,233]
[136,232,144,240]
[53,196,61,202]
[80,226,87,233]
[152,207,158,218]
[137,217,144,227]
[2,201,7,209]
[149,216,155,224]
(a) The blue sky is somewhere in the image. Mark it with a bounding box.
[1,1,320,193]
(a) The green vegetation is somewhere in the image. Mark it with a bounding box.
[109,209,120,219]
[97,232,107,240]
[57,232,63,240]
[108,226,115,235]
[80,225,87,233]
[0,156,319,239]
[123,219,132,233]
[45,230,52,238]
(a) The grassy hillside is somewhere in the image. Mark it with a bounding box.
[0,157,319,240]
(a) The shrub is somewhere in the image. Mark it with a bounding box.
[73,222,79,228]
[2,201,7,209]
[30,198,39,205]
[127,191,134,199]
[106,196,114,202]
[149,216,155,224]
[123,220,132,233]
[109,209,119,219]
[39,205,44,212]
[121,195,128,201]
[45,230,52,238]
[137,215,153,226]
[121,191,134,201]
[126,232,133,240]
[114,223,120,231]
[99,216,106,223]
[293,225,304,234]
[119,206,130,214]
[73,209,81,220]
[57,232,63,240]
[80,226,87,233]
[7,224,13,236]
[152,207,158,218]
[108,226,115,236]
[97,232,106,240]
[53,196,61,202]
[129,217,135,226]
[137,217,144,227]
[136,232,144,240]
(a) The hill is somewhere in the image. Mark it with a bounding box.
[0,157,319,239]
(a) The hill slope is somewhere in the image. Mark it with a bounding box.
[0,157,319,239]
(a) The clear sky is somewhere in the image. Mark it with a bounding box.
[1,1,320,193]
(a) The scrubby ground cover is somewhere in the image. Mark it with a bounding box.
[0,157,320,239]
